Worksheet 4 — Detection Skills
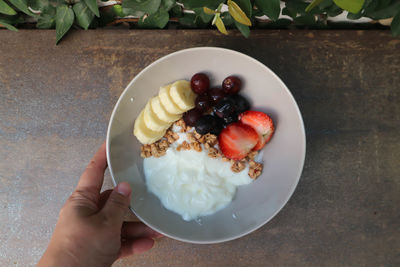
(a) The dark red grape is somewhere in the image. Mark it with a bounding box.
[227,94,250,114]
[183,109,202,127]
[210,116,224,135]
[208,87,225,105]
[222,76,241,95]
[213,98,236,119]
[223,112,238,125]
[195,94,211,112]
[191,73,210,95]
[195,115,223,135]
[195,115,214,135]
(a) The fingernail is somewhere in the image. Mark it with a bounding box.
[116,182,131,197]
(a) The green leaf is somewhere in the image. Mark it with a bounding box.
[73,2,94,30]
[333,0,364,14]
[252,8,263,17]
[181,0,224,9]
[326,4,343,17]
[121,7,144,17]
[234,0,252,17]
[37,5,55,28]
[294,14,316,25]
[347,10,363,19]
[255,0,280,21]
[182,0,225,9]
[28,0,49,12]
[234,20,249,38]
[178,13,208,27]
[193,7,213,23]
[8,0,35,16]
[83,0,99,17]
[203,7,216,15]
[221,11,234,26]
[138,8,168,28]
[214,14,227,34]
[0,0,17,15]
[281,7,294,18]
[112,4,124,17]
[285,1,308,16]
[56,4,74,44]
[319,0,334,9]
[0,18,18,31]
[178,13,197,27]
[391,10,400,36]
[345,0,370,19]
[370,0,391,11]
[360,0,375,13]
[160,0,175,11]
[122,0,161,15]
[98,5,114,26]
[366,2,400,20]
[305,0,323,12]
[170,4,182,17]
[228,0,251,26]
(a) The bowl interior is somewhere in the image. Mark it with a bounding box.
[107,47,306,244]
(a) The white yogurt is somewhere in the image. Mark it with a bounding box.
[143,130,253,221]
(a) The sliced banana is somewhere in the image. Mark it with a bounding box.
[159,84,184,115]
[169,80,196,111]
[143,102,170,132]
[150,96,181,123]
[134,110,166,144]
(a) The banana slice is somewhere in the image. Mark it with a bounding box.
[169,80,196,111]
[159,84,184,115]
[150,96,181,123]
[143,102,170,132]
[134,110,166,144]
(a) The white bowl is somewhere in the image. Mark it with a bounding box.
[106,47,306,244]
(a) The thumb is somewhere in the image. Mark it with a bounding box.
[101,182,132,227]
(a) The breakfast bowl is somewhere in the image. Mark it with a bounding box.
[106,47,306,244]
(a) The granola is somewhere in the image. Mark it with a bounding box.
[231,161,246,173]
[140,144,152,158]
[248,161,263,179]
[190,141,202,152]
[164,130,179,144]
[141,120,264,179]
[204,133,217,147]
[222,156,230,162]
[140,139,170,158]
[207,147,221,158]
[246,151,258,161]
[194,131,202,140]
[186,132,197,143]
[175,119,187,132]
[177,140,190,151]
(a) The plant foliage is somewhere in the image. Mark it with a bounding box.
[0,0,399,44]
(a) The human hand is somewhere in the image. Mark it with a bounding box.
[38,143,161,267]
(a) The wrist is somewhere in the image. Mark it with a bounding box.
[38,246,77,267]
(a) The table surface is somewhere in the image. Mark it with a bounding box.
[0,29,399,266]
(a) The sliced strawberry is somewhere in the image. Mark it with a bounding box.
[239,110,275,150]
[218,122,259,160]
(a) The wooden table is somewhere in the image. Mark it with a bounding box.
[0,29,399,266]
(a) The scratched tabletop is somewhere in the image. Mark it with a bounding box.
[0,29,399,266]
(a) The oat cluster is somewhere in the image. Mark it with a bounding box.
[140,119,263,179]
[140,129,178,158]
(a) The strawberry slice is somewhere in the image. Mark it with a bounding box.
[239,110,275,150]
[218,122,259,160]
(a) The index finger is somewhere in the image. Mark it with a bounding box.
[76,142,107,192]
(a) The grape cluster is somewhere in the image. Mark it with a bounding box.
[183,73,250,135]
